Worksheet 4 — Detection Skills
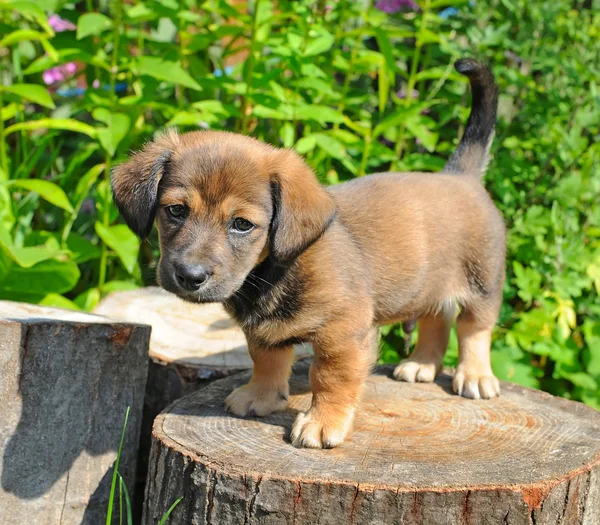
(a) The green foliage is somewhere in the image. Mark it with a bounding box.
[0,0,598,407]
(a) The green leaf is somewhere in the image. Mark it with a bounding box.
[102,281,139,294]
[560,371,598,391]
[0,259,80,295]
[0,186,14,230]
[138,56,201,91]
[39,293,81,311]
[66,233,101,264]
[404,117,439,152]
[374,27,396,75]
[74,287,101,311]
[24,48,111,75]
[294,105,344,124]
[373,103,432,138]
[73,163,105,212]
[313,133,347,159]
[95,222,140,275]
[11,243,63,268]
[294,135,317,154]
[5,118,97,138]
[0,1,54,36]
[126,3,157,21]
[0,29,49,47]
[303,30,334,57]
[76,13,113,39]
[1,102,19,122]
[2,83,55,109]
[93,109,131,157]
[7,179,74,213]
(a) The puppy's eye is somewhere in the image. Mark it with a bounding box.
[166,204,187,220]
[231,217,255,233]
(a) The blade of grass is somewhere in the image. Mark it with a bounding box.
[158,497,184,525]
[106,406,130,525]
[117,472,133,525]
[119,471,123,525]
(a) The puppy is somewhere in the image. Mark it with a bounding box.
[112,59,504,449]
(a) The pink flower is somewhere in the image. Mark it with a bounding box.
[42,62,77,85]
[48,14,76,32]
[375,0,419,13]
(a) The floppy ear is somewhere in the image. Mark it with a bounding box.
[268,149,337,264]
[111,130,181,238]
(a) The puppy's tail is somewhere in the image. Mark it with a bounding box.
[443,58,498,178]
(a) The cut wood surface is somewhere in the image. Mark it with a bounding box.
[144,361,600,525]
[0,301,150,524]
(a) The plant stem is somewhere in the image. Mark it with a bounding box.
[176,0,186,107]
[391,0,430,170]
[99,0,123,290]
[98,155,111,289]
[358,134,372,176]
[109,0,123,102]
[0,71,8,179]
[239,0,262,134]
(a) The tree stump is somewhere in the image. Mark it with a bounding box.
[93,287,311,518]
[0,301,150,524]
[144,361,600,525]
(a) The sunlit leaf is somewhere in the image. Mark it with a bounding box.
[5,118,97,138]
[138,56,202,91]
[76,13,113,39]
[7,179,74,213]
[95,222,140,275]
[2,83,55,109]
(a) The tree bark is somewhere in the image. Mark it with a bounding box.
[0,301,150,525]
[144,361,600,525]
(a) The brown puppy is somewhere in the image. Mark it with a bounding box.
[112,59,505,449]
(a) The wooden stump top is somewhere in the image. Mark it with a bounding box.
[94,287,311,370]
[154,361,600,491]
[0,300,118,324]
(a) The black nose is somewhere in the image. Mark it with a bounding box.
[174,264,212,291]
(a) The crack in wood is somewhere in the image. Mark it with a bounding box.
[244,476,263,525]
[292,481,302,525]
[205,469,217,525]
[560,478,572,522]
[461,490,471,525]
[577,471,592,521]
[349,484,360,524]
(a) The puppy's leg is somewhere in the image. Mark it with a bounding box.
[393,308,456,383]
[453,299,500,399]
[291,326,377,449]
[225,344,294,416]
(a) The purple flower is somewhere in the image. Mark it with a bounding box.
[48,14,76,32]
[375,0,419,13]
[397,88,419,99]
[42,62,77,85]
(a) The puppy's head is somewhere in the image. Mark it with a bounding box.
[111,130,335,303]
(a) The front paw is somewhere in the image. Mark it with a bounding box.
[290,407,354,449]
[224,383,289,417]
[393,358,442,383]
[453,365,500,399]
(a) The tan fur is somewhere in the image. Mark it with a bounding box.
[112,126,505,449]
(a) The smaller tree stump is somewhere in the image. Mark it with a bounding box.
[94,287,311,517]
[144,361,600,525]
[0,301,150,524]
